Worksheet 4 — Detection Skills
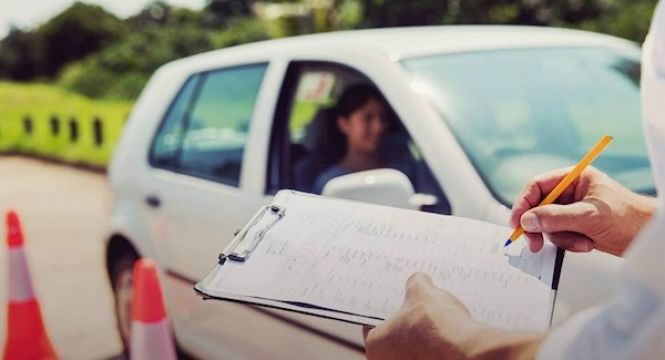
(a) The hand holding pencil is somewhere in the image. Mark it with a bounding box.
[505,134,658,256]
[505,134,614,247]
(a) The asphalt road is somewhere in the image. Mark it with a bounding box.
[0,156,122,359]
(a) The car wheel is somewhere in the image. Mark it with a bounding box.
[110,252,193,359]
[110,251,138,354]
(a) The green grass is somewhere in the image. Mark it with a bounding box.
[0,81,332,167]
[0,81,133,167]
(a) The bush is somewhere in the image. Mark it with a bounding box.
[58,17,269,100]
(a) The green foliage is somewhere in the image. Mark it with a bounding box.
[350,0,658,42]
[0,0,659,102]
[0,29,44,80]
[37,2,128,76]
[58,16,268,99]
[0,81,132,167]
[204,0,253,27]
[0,2,127,80]
[209,17,271,48]
[356,0,448,27]
[568,0,656,43]
[0,2,129,80]
[253,0,657,41]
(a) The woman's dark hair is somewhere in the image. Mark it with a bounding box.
[314,84,387,165]
[334,84,385,118]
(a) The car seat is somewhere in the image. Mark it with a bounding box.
[292,107,345,192]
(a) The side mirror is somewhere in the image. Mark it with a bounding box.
[321,168,437,210]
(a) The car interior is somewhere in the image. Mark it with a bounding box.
[268,61,451,214]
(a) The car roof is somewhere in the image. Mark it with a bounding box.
[174,25,638,67]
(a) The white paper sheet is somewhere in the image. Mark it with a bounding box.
[203,191,559,330]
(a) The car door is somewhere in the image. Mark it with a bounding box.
[147,63,269,278]
[144,63,280,354]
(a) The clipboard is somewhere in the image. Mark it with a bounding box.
[195,190,565,329]
[195,201,384,326]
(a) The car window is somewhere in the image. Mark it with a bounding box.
[269,62,451,214]
[288,71,337,143]
[150,75,200,167]
[177,64,267,186]
[403,47,653,205]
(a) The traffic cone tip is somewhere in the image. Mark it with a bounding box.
[6,210,24,247]
[132,258,167,323]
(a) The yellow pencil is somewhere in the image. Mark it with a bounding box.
[504,134,614,247]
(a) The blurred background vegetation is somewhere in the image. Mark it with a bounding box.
[0,0,658,167]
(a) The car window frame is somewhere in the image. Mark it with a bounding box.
[266,60,452,215]
[148,73,202,171]
[266,61,372,194]
[148,62,269,188]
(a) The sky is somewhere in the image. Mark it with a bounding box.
[1,0,207,38]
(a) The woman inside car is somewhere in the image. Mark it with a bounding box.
[313,84,390,194]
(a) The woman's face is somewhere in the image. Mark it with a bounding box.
[337,98,388,154]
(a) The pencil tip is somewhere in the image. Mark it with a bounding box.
[503,239,511,247]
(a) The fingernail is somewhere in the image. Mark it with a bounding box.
[521,212,541,232]
[574,241,592,252]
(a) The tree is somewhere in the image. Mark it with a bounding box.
[350,0,656,42]
[0,28,44,80]
[356,0,448,27]
[204,0,254,27]
[128,1,174,28]
[36,1,128,76]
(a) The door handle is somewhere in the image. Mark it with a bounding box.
[145,194,161,208]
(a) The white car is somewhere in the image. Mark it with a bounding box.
[106,26,653,359]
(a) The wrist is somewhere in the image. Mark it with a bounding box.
[633,193,657,219]
[619,192,657,255]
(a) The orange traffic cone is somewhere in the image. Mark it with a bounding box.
[3,210,58,360]
[130,258,176,360]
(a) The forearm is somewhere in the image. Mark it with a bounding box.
[461,324,546,360]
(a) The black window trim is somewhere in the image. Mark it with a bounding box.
[148,62,270,188]
[265,60,453,215]
[266,60,375,195]
[147,73,202,170]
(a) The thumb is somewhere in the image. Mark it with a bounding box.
[520,201,598,235]
[362,325,373,343]
[404,272,434,305]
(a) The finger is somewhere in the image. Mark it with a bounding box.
[510,170,575,228]
[520,201,599,234]
[545,232,594,252]
[404,272,434,305]
[406,272,434,288]
[362,325,373,343]
[523,232,544,252]
[364,322,392,357]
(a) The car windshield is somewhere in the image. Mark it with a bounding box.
[402,47,655,205]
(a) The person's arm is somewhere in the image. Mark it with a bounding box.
[364,273,546,360]
[509,167,656,257]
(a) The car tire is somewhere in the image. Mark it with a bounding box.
[110,252,191,359]
[110,251,138,357]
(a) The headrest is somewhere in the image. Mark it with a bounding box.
[301,107,342,152]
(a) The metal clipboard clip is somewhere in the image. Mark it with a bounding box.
[219,205,286,263]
